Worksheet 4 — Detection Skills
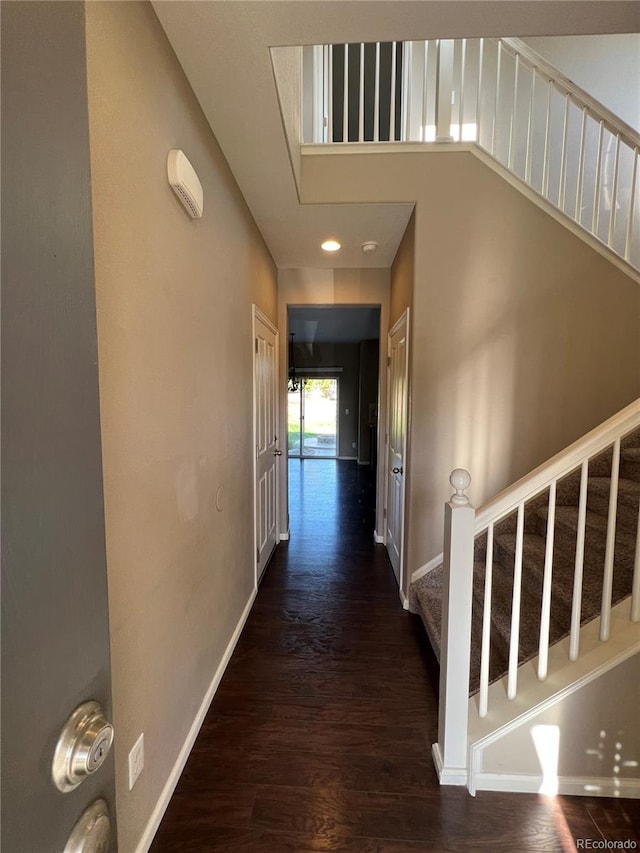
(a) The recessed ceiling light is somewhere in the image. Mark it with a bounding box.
[321,239,341,252]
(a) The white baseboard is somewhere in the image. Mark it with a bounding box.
[431,742,467,786]
[399,589,409,610]
[411,552,443,584]
[135,587,257,853]
[279,530,290,541]
[471,771,640,799]
[373,530,385,544]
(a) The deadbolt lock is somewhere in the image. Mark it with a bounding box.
[52,702,114,793]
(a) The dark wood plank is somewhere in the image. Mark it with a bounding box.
[150,459,637,853]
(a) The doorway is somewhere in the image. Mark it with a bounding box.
[288,377,339,458]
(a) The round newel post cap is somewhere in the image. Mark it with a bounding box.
[449,468,471,505]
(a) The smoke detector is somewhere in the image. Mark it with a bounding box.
[362,241,378,255]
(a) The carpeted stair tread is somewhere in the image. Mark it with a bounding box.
[492,532,574,632]
[587,476,640,533]
[410,426,640,697]
[414,562,510,693]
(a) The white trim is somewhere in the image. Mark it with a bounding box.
[410,552,443,583]
[431,742,467,786]
[338,455,357,461]
[252,305,280,588]
[399,589,409,610]
[385,308,411,595]
[373,530,385,544]
[469,771,640,799]
[135,588,257,853]
[279,530,290,541]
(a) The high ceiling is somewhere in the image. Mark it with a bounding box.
[152,1,640,270]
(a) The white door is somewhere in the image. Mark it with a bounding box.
[253,307,279,583]
[386,309,410,588]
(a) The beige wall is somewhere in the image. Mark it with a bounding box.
[278,268,390,537]
[303,150,640,595]
[481,653,640,792]
[85,3,277,850]
[390,210,415,327]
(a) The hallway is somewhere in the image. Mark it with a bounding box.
[151,461,639,852]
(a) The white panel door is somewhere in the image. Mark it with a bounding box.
[386,309,410,588]
[254,308,279,583]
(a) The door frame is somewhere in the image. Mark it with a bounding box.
[252,305,279,588]
[384,307,410,601]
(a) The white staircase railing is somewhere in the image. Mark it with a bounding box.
[434,399,640,786]
[305,38,640,272]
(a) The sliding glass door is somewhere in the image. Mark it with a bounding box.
[288,378,338,458]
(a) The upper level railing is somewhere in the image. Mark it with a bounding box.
[304,38,640,272]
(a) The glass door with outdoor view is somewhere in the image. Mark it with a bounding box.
[288,378,338,458]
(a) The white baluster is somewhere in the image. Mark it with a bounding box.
[507,53,519,170]
[575,107,588,225]
[433,469,474,786]
[625,148,638,261]
[525,68,536,184]
[390,41,397,141]
[600,439,620,641]
[328,45,334,142]
[537,481,556,680]
[542,80,552,198]
[558,93,571,212]
[632,502,640,622]
[570,459,589,661]
[608,134,621,248]
[358,43,364,142]
[402,41,412,141]
[478,522,494,718]
[421,40,429,141]
[475,39,484,143]
[458,38,467,142]
[343,44,349,143]
[507,502,525,700]
[491,40,502,156]
[593,119,605,234]
[436,39,454,142]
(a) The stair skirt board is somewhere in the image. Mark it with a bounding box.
[465,614,639,798]
[467,772,640,799]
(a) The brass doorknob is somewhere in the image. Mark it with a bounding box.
[274,449,283,456]
[392,466,403,475]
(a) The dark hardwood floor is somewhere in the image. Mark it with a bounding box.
[151,460,639,852]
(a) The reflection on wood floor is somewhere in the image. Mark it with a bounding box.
[151,459,640,852]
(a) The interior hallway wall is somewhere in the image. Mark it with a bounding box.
[278,268,390,539]
[85,3,277,849]
[302,149,640,597]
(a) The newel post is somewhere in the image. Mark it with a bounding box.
[432,469,475,786]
